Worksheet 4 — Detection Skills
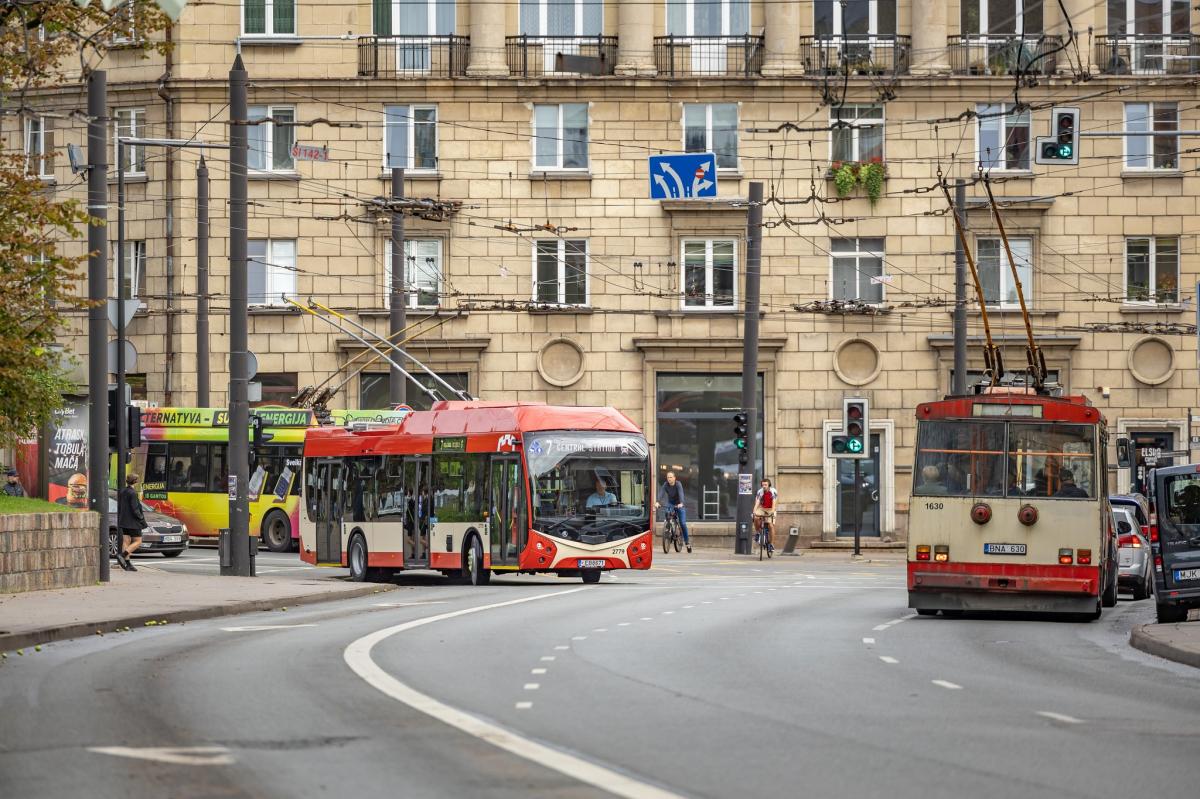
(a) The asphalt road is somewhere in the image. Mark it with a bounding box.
[135,545,352,580]
[2,554,1197,799]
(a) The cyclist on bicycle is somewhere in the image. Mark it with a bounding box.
[753,478,778,554]
[655,471,691,553]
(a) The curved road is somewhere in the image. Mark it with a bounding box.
[2,555,1197,799]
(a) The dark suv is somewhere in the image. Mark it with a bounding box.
[1151,467,1200,623]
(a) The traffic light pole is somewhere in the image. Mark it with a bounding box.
[735,182,763,556]
[87,71,110,583]
[116,141,128,490]
[853,459,862,558]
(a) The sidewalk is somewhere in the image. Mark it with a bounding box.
[1130,620,1200,669]
[0,565,397,653]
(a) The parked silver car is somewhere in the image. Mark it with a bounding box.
[1113,506,1153,600]
[107,492,189,558]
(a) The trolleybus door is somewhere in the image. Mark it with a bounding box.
[489,456,524,567]
[403,457,431,564]
[314,460,343,564]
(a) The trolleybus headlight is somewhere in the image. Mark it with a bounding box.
[1077,548,1092,565]
[934,545,950,563]
[1058,548,1074,565]
[916,545,932,561]
[1017,504,1039,526]
[970,503,992,525]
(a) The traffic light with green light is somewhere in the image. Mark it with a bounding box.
[1035,107,1079,166]
[828,398,870,460]
[733,411,749,466]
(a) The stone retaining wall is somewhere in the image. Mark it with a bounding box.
[0,512,99,594]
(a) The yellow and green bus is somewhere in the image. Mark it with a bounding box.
[130,407,409,552]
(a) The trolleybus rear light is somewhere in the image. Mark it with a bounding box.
[934,545,949,563]
[1017,504,1038,526]
[1058,548,1073,565]
[1077,548,1092,565]
[916,545,932,561]
[970,503,992,525]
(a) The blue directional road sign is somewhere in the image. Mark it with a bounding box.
[648,152,718,200]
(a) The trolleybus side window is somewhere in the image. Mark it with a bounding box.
[913,421,1006,497]
[431,454,487,522]
[1008,423,1095,499]
[145,442,168,486]
[305,463,321,522]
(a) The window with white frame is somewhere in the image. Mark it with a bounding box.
[383,105,437,171]
[1126,102,1178,170]
[111,1,138,43]
[248,105,295,172]
[111,240,147,304]
[534,239,587,305]
[831,104,884,163]
[243,0,295,36]
[373,0,456,36]
[1107,0,1190,36]
[681,239,737,309]
[519,0,602,36]
[977,103,1030,170]
[248,239,297,305]
[23,116,52,178]
[666,0,750,36]
[961,0,1044,35]
[533,104,588,170]
[385,239,442,308]
[683,104,738,169]
[977,237,1033,307]
[830,237,885,303]
[1126,236,1179,303]
[114,109,146,175]
[814,0,897,36]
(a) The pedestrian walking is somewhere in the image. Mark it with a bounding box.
[4,469,26,497]
[116,473,146,572]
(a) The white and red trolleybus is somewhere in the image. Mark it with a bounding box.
[300,401,653,584]
[907,390,1119,620]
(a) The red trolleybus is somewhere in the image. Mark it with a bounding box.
[300,401,653,583]
[907,390,1119,620]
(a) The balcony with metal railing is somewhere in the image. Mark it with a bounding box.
[357,35,469,78]
[653,35,765,77]
[799,35,911,76]
[1096,34,1200,75]
[947,35,1061,76]
[505,35,617,77]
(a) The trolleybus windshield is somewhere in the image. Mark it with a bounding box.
[526,432,650,543]
[914,420,1096,499]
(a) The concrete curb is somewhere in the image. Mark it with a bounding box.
[1129,624,1200,669]
[0,582,398,654]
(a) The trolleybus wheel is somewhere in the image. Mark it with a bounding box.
[261,510,293,553]
[1102,567,1119,608]
[348,534,369,582]
[581,569,601,584]
[465,535,490,586]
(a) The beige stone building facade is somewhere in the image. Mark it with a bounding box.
[10,0,1200,543]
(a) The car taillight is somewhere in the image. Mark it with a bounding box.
[1150,525,1159,543]
[934,545,949,563]
[1059,548,1074,565]
[1077,549,1092,565]
[916,545,931,561]
[1119,534,1141,548]
[1155,555,1163,571]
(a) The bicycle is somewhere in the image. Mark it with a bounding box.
[661,508,682,554]
[754,515,774,560]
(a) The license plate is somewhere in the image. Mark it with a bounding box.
[984,543,1027,555]
[162,535,181,543]
[1175,568,1200,581]
[578,559,605,568]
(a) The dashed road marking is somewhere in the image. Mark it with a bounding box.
[879,656,899,664]
[572,636,587,641]
[682,605,696,609]
[1037,711,1084,724]
[641,617,653,621]
[531,668,547,675]
[524,683,540,691]
[554,645,569,651]
[872,614,916,632]
[88,746,234,766]
[540,656,556,662]
[931,680,963,690]
[515,702,533,710]
[593,628,608,633]
[661,611,675,615]
[862,637,875,644]
[220,624,317,632]
[618,622,631,626]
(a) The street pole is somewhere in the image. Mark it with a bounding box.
[226,54,252,577]
[952,180,968,396]
[87,71,110,582]
[116,141,127,489]
[196,157,210,407]
[735,181,763,556]
[389,167,407,407]
[852,459,862,557]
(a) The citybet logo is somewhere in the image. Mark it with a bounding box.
[497,434,520,452]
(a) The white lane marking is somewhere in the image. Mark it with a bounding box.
[524,683,541,691]
[88,746,234,766]
[374,601,448,608]
[641,617,654,621]
[872,624,890,631]
[220,624,317,632]
[1037,711,1084,724]
[618,622,632,627]
[879,656,899,664]
[719,597,730,601]
[753,591,764,595]
[554,645,569,651]
[931,680,963,690]
[701,601,713,605]
[682,605,696,609]
[572,636,587,641]
[540,656,556,662]
[862,637,875,645]
[661,611,675,615]
[593,628,608,633]
[872,614,917,632]
[515,702,533,710]
[345,588,687,799]
[531,668,547,675]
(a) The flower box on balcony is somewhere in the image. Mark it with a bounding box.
[828,159,888,205]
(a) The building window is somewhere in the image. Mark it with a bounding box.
[656,373,763,522]
[248,105,295,172]
[383,105,438,171]
[127,374,148,401]
[361,371,469,411]
[534,239,588,305]
[254,372,298,406]
[111,240,147,303]
[243,0,295,36]
[374,0,456,36]
[248,239,297,306]
[23,116,52,178]
[831,237,885,303]
[961,0,1043,35]
[533,104,588,170]
[977,237,1033,308]
[667,0,750,35]
[1108,0,1190,36]
[1126,236,1179,304]
[977,104,1030,171]
[385,239,442,308]
[814,0,897,36]
[681,239,736,309]
[831,104,884,163]
[1126,102,1178,170]
[113,109,145,175]
[683,104,738,170]
[520,0,602,35]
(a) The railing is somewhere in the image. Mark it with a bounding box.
[948,35,1062,76]
[1096,34,1200,75]
[505,35,618,77]
[358,35,469,78]
[799,34,911,76]
[653,35,765,77]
